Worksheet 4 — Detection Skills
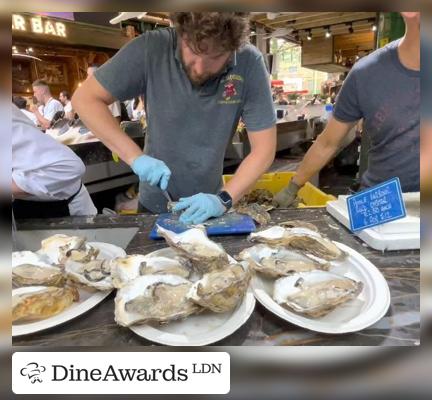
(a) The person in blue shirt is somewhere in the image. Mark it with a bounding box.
[275,12,420,206]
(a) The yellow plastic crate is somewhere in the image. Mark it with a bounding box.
[223,172,336,208]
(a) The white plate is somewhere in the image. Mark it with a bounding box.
[128,248,256,346]
[251,242,391,334]
[12,242,126,337]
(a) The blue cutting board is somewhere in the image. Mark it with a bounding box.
[149,212,256,240]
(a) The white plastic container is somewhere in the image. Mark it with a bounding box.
[326,193,420,251]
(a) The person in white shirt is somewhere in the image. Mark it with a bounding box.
[12,96,38,126]
[87,64,121,122]
[12,104,97,218]
[29,79,64,129]
[59,90,75,120]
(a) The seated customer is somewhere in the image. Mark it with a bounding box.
[12,96,38,126]
[30,79,64,129]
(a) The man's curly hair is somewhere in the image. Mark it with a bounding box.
[170,12,250,53]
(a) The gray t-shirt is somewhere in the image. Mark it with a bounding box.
[334,39,420,192]
[94,28,276,213]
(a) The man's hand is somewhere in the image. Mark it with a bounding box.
[131,155,171,190]
[273,180,301,208]
[29,104,38,113]
[173,193,226,225]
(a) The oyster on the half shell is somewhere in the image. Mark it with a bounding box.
[280,220,319,232]
[65,246,100,263]
[12,286,79,322]
[110,254,191,289]
[235,203,272,225]
[237,244,329,278]
[187,263,251,313]
[114,275,201,326]
[249,226,345,261]
[39,234,87,264]
[12,251,65,287]
[156,225,229,274]
[273,270,363,318]
[65,258,112,290]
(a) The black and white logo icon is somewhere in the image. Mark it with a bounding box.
[20,362,46,383]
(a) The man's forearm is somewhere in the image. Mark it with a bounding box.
[293,134,340,186]
[72,94,142,165]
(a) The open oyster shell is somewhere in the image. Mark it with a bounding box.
[12,286,79,322]
[12,251,65,287]
[280,220,319,232]
[249,226,345,261]
[273,270,363,318]
[187,263,251,313]
[110,254,191,289]
[114,275,201,327]
[65,246,100,263]
[39,234,87,264]
[65,258,112,290]
[235,203,272,225]
[237,244,329,278]
[156,225,229,274]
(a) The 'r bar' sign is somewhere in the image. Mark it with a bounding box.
[347,177,406,232]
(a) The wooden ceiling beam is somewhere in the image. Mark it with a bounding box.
[270,12,377,30]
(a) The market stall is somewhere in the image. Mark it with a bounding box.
[11,11,420,349]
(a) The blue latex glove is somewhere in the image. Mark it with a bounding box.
[173,193,226,225]
[131,155,171,190]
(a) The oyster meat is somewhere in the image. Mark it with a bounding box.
[188,263,251,313]
[12,251,65,287]
[65,246,100,263]
[157,225,229,274]
[39,234,87,264]
[12,286,79,322]
[65,258,112,290]
[110,254,191,289]
[280,220,319,232]
[235,203,271,225]
[249,226,345,261]
[273,271,363,318]
[237,244,329,278]
[115,275,201,326]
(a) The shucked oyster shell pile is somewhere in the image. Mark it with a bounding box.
[114,225,251,327]
[238,221,363,318]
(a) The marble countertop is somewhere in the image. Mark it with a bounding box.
[13,209,420,347]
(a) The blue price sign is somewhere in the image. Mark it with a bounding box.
[347,177,406,232]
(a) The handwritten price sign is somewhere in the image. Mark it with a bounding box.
[347,178,406,232]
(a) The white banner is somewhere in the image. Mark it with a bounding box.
[12,352,230,394]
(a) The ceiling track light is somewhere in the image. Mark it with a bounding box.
[348,23,354,34]
[306,29,312,40]
[325,26,331,38]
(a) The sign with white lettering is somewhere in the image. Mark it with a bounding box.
[12,14,67,37]
[347,177,406,232]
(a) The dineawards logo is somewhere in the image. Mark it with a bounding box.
[20,362,47,384]
[13,352,230,394]
[50,363,189,382]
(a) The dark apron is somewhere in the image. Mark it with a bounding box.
[13,183,83,219]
